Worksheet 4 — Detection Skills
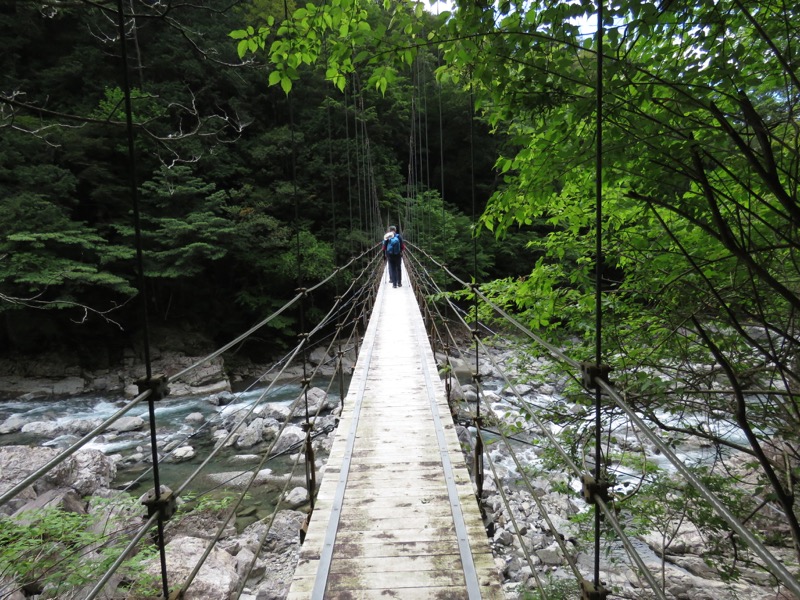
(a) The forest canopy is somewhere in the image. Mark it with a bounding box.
[0,0,513,362]
[234,0,800,569]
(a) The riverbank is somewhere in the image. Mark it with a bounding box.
[1,338,796,599]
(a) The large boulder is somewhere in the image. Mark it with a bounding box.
[300,387,338,416]
[108,416,145,432]
[143,536,239,600]
[20,421,61,436]
[238,511,304,600]
[272,425,305,455]
[0,446,73,509]
[71,449,117,495]
[0,415,29,435]
[0,446,117,514]
[236,418,265,449]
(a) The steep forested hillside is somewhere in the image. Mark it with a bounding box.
[0,1,525,363]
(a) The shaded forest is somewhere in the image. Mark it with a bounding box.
[0,1,532,365]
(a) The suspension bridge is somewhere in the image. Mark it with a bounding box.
[2,248,800,600]
[288,263,501,599]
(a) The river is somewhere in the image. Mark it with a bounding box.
[0,378,346,529]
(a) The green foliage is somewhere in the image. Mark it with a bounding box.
[519,575,580,600]
[0,497,158,598]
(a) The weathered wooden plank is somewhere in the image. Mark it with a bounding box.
[287,272,501,599]
[287,586,471,599]
[328,553,464,573]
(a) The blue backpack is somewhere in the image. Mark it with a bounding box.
[387,235,401,255]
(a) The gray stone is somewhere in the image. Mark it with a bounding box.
[51,376,86,396]
[272,425,305,455]
[185,412,205,425]
[108,416,145,432]
[0,415,29,435]
[209,391,235,406]
[283,486,309,508]
[536,542,563,566]
[71,449,116,495]
[12,487,86,518]
[237,418,265,448]
[309,346,331,366]
[143,536,239,600]
[206,469,276,489]
[20,420,61,436]
[170,446,196,462]
[254,403,291,421]
[303,387,338,415]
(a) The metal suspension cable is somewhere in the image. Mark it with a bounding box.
[408,255,570,594]
[474,428,548,597]
[409,251,670,598]
[173,267,381,597]
[173,278,374,505]
[0,391,149,506]
[410,245,800,596]
[596,377,800,597]
[407,242,581,369]
[169,247,372,384]
[592,1,606,589]
[173,255,379,501]
[344,83,355,249]
[85,512,160,600]
[85,258,379,595]
[114,1,168,594]
[158,260,381,589]
[119,280,373,495]
[231,286,374,598]
[118,257,378,495]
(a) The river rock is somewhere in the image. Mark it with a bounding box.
[0,414,28,434]
[12,487,86,517]
[170,446,196,462]
[237,418,266,448]
[0,446,70,506]
[185,412,204,425]
[206,469,274,489]
[209,391,235,406]
[71,449,117,495]
[52,376,86,396]
[143,536,239,600]
[0,446,116,514]
[272,424,305,455]
[235,511,304,600]
[20,420,61,436]
[308,346,330,366]
[254,403,291,421]
[0,580,25,600]
[108,416,145,432]
[303,387,337,415]
[282,486,309,508]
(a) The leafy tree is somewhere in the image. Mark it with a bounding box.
[240,0,800,572]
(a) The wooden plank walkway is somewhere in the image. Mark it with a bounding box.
[287,263,503,599]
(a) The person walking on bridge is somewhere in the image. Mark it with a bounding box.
[383,225,404,288]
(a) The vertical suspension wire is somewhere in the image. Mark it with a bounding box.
[419,56,431,244]
[344,83,355,251]
[593,0,605,588]
[281,0,315,521]
[327,99,338,267]
[468,86,484,500]
[114,2,169,597]
[436,54,446,262]
[407,89,417,238]
[353,80,364,247]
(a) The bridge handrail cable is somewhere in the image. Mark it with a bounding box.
[147,256,383,599]
[409,243,800,597]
